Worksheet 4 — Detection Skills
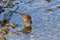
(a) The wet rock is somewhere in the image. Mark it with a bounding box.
[0,20,2,27]
[0,6,3,9]
[2,20,8,26]
[4,23,9,27]
[0,20,5,27]
[0,0,7,3]
[0,0,2,2]
[0,36,6,40]
[0,24,2,27]
[0,6,4,13]
[1,27,9,34]
[7,2,14,8]
[2,0,7,2]
[24,0,33,4]
[46,9,53,11]
[2,12,13,26]
[0,0,6,2]
[10,22,18,28]
[56,4,60,8]
[0,20,9,27]
[45,0,51,3]
[10,0,15,1]
[2,27,8,31]
[11,32,17,35]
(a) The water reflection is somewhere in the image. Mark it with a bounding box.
[0,0,60,40]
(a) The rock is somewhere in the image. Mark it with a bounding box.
[45,0,51,3]
[7,2,14,8]
[0,0,2,2]
[56,4,60,8]
[4,23,9,27]
[0,0,6,2]
[0,36,6,40]
[1,27,9,34]
[10,22,18,28]
[0,6,4,13]
[46,9,53,11]
[2,0,7,2]
[11,32,17,35]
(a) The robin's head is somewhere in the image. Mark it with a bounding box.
[20,14,31,19]
[17,13,31,22]
[20,14,29,21]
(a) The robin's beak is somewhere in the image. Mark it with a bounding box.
[15,11,22,16]
[19,14,24,17]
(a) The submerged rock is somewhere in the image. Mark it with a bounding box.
[7,2,14,8]
[0,20,2,27]
[1,27,9,34]
[4,23,9,27]
[45,0,51,3]
[0,0,2,2]
[56,4,60,8]
[2,0,7,2]
[0,0,6,2]
[10,0,15,1]
[0,6,4,13]
[2,12,13,26]
[46,8,53,11]
[10,22,18,28]
[0,36,6,40]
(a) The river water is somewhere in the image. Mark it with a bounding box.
[0,0,60,40]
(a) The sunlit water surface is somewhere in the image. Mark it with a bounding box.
[0,0,60,40]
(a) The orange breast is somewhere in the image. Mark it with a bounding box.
[23,17,28,22]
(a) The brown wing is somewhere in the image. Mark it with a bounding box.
[22,26,32,34]
[27,15,32,24]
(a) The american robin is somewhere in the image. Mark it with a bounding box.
[16,12,32,26]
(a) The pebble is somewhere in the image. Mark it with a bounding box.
[0,36,6,40]
[0,6,4,13]
[10,22,18,28]
[56,4,60,8]
[4,23,9,27]
[1,27,9,34]
[45,0,51,3]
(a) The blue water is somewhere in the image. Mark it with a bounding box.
[0,0,60,40]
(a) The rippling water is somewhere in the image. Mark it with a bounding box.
[0,0,60,40]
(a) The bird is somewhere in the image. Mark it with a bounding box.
[15,12,32,34]
[16,12,32,27]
